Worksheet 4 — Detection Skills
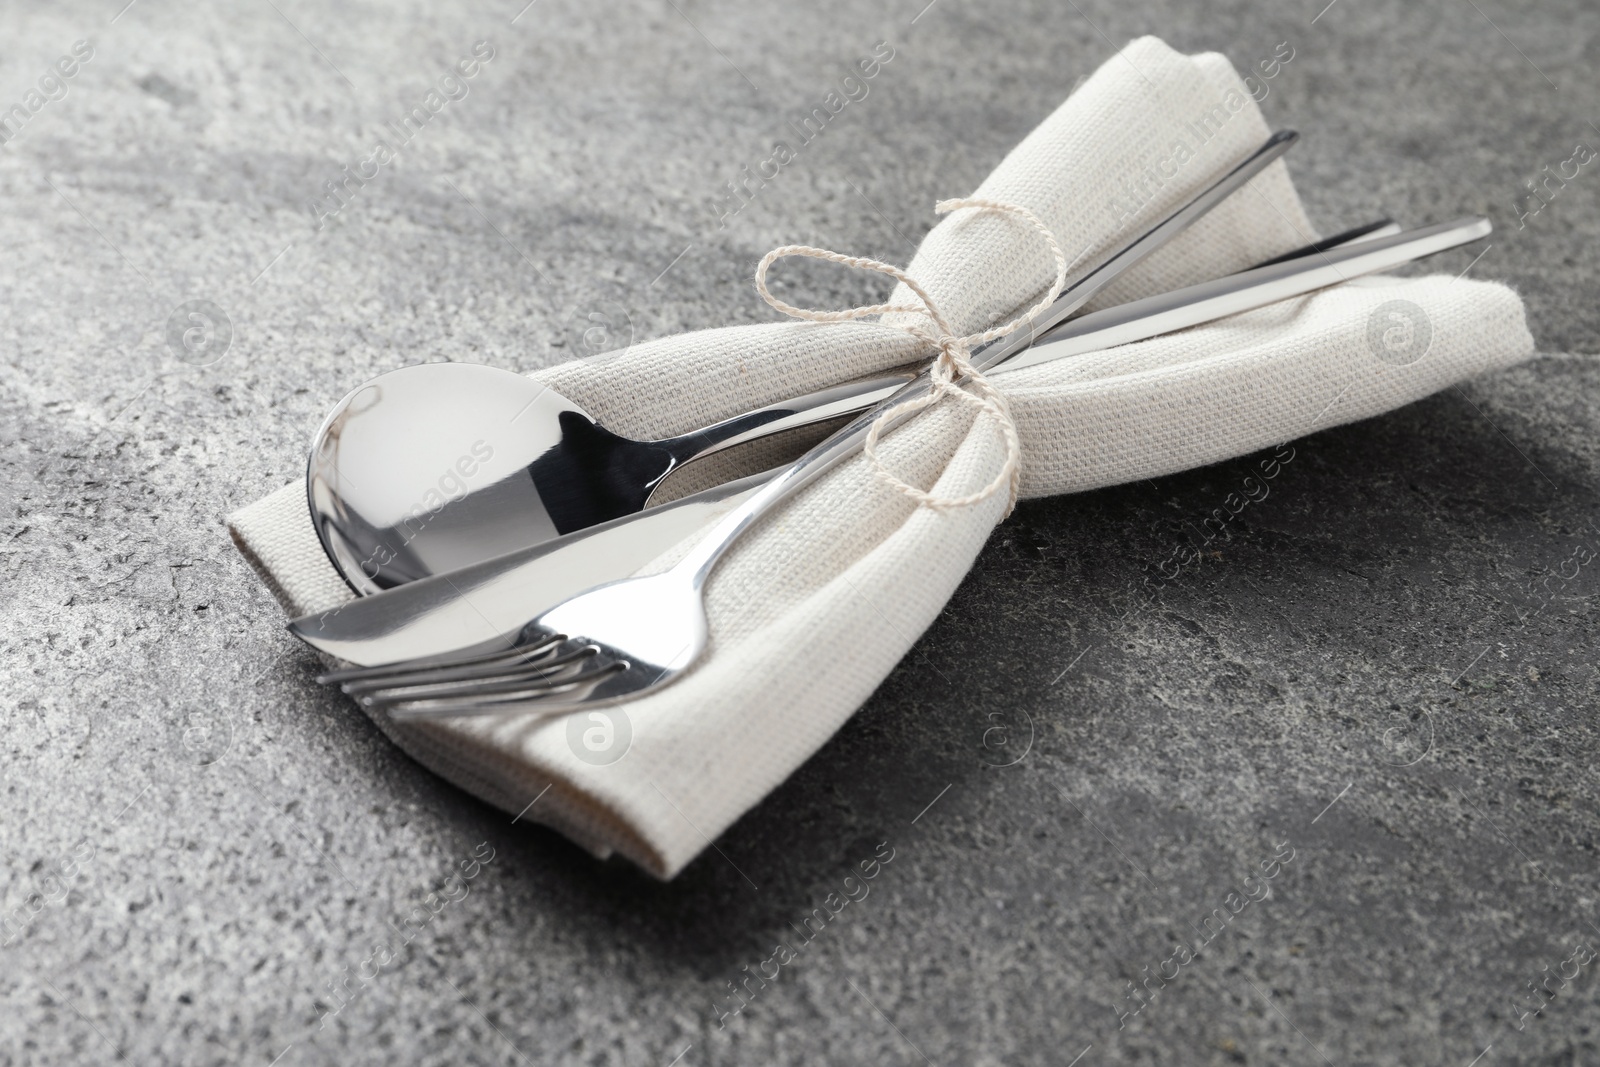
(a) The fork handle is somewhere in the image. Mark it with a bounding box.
[670,131,1298,588]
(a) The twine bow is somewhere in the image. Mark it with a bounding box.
[754,198,1068,515]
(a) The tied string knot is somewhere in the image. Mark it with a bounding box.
[754,198,1068,516]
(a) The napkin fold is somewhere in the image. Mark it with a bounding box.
[229,37,1535,877]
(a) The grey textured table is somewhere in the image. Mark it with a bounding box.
[2,0,1598,1064]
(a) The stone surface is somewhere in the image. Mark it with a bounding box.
[2,0,1598,1064]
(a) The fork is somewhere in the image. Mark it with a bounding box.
[320,132,1299,718]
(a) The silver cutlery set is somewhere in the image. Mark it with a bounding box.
[290,130,1492,720]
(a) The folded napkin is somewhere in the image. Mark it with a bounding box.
[229,37,1535,878]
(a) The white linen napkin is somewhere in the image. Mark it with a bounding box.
[228,37,1535,878]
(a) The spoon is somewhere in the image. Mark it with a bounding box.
[308,362,915,595]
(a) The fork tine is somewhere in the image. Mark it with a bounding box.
[336,640,594,698]
[317,630,563,685]
[354,651,605,706]
[384,660,632,720]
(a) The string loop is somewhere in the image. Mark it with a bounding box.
[754,198,1067,514]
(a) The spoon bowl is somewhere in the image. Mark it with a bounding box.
[308,362,911,595]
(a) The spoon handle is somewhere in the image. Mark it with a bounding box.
[653,371,920,467]
[670,131,1299,589]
